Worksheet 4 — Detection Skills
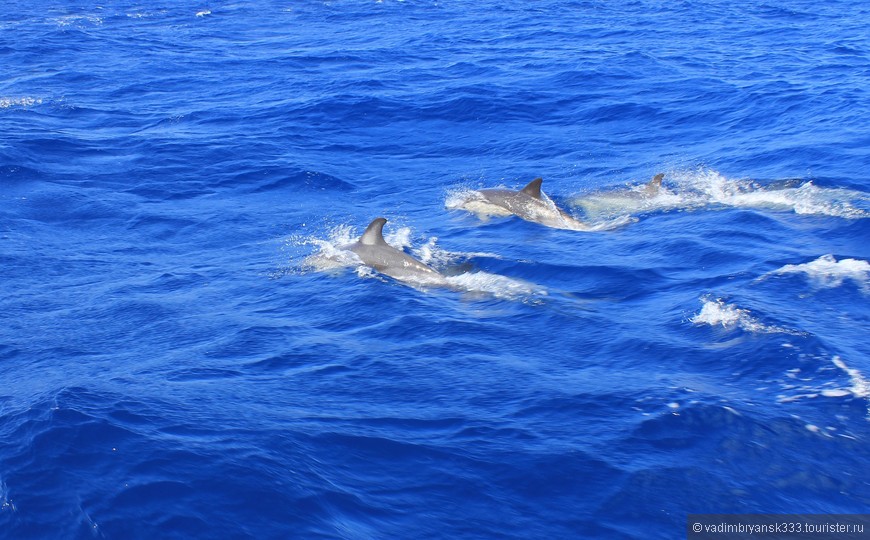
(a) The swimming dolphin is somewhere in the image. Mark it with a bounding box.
[569,173,672,218]
[345,218,445,283]
[455,177,595,230]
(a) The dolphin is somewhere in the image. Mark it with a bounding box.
[455,177,596,230]
[569,173,672,218]
[345,218,445,283]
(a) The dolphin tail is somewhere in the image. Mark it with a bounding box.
[360,217,388,246]
[520,177,544,199]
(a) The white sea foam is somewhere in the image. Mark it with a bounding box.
[677,168,869,218]
[690,297,796,334]
[781,356,870,420]
[571,167,869,220]
[769,254,869,293]
[444,271,546,301]
[0,97,43,109]
[829,356,870,400]
[383,226,413,251]
[51,14,103,27]
[412,236,501,268]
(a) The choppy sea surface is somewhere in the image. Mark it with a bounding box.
[2,2,869,538]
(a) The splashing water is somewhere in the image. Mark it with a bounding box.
[690,297,798,335]
[443,271,547,301]
[830,356,870,400]
[290,225,360,274]
[571,168,870,220]
[818,357,870,420]
[769,254,870,293]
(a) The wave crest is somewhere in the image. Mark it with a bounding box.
[690,297,799,335]
[769,254,869,293]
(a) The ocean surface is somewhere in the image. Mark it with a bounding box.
[2,1,869,538]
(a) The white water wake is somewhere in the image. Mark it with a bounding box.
[571,168,869,220]
[764,254,870,293]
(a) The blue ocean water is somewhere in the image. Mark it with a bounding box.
[2,1,869,538]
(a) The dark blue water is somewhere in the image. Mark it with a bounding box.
[2,2,869,538]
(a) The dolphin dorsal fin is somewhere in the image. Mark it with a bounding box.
[520,177,543,199]
[648,173,664,189]
[360,217,388,246]
[643,173,664,195]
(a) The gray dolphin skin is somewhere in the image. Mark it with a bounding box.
[471,177,593,230]
[346,218,444,282]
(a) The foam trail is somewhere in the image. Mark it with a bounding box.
[572,168,869,220]
[0,97,43,109]
[412,236,546,299]
[690,297,798,334]
[677,168,870,218]
[412,236,501,267]
[824,356,870,420]
[50,14,103,27]
[444,272,547,301]
[768,255,869,293]
[830,356,870,399]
